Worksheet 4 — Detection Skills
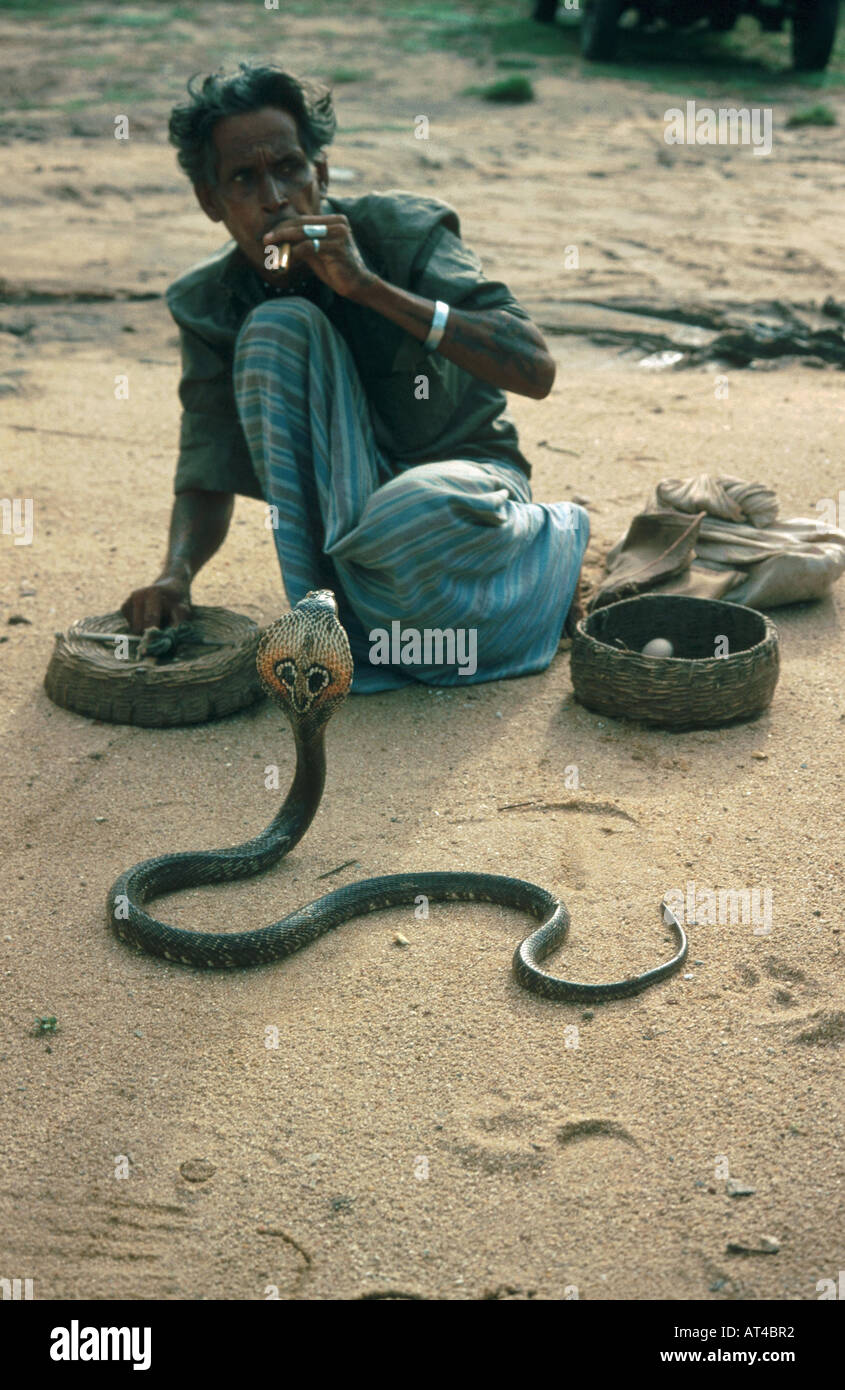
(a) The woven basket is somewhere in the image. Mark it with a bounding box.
[44,606,265,727]
[570,595,779,728]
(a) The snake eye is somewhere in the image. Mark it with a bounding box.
[275,659,297,690]
[306,664,330,697]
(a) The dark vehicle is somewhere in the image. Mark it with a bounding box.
[533,1,840,71]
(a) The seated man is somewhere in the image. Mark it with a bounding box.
[122,63,588,691]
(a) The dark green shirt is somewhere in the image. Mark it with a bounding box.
[165,190,533,499]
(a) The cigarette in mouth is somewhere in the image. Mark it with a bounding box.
[278,242,290,272]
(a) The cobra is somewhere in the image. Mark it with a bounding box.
[107,590,687,1000]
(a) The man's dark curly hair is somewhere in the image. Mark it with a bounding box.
[168,63,337,187]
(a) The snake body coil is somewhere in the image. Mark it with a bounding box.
[108,591,687,1001]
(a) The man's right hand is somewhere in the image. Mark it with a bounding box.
[120,576,192,634]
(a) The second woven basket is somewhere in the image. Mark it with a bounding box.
[570,595,779,728]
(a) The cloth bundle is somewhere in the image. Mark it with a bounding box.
[591,473,845,611]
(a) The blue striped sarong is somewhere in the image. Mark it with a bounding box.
[232,299,589,693]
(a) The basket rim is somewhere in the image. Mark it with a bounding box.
[576,595,778,663]
[44,604,264,725]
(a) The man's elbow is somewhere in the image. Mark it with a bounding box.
[527,352,556,400]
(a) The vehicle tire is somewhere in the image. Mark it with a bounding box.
[709,1,742,32]
[532,0,559,21]
[581,0,621,60]
[792,0,839,71]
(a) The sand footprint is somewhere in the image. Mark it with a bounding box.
[736,956,842,1046]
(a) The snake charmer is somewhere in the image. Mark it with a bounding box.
[120,62,588,690]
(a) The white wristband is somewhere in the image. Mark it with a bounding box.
[423,299,450,352]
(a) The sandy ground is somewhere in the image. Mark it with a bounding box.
[1,3,843,1301]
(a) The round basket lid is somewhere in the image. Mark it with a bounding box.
[44,606,265,727]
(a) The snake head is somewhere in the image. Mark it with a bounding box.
[256,590,353,740]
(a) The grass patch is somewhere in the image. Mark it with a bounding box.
[463,74,535,102]
[325,67,372,84]
[391,4,503,51]
[85,8,167,26]
[495,57,538,69]
[0,0,79,10]
[341,122,412,134]
[786,102,838,127]
[391,12,577,60]
[98,85,162,104]
[396,4,481,21]
[66,53,114,69]
[485,16,578,56]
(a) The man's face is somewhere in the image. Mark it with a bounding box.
[196,105,327,285]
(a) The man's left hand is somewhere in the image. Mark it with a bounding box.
[263,214,375,301]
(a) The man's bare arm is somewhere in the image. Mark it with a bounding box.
[349,279,556,400]
[262,214,555,398]
[121,488,234,633]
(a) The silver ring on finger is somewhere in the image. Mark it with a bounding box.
[311,238,321,254]
[303,223,328,237]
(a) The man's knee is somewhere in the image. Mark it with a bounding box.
[235,296,329,353]
[362,465,458,529]
[371,466,434,507]
[373,460,496,509]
